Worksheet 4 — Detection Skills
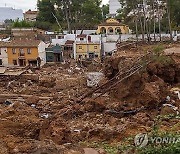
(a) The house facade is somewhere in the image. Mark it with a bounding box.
[75,34,101,60]
[24,10,38,22]
[0,42,8,66]
[96,18,130,35]
[46,44,63,63]
[6,40,47,67]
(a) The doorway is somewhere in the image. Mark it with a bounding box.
[54,53,63,62]
[88,52,95,59]
[19,59,26,66]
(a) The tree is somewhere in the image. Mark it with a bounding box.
[101,4,109,20]
[36,0,56,30]
[37,0,56,23]
[54,0,102,33]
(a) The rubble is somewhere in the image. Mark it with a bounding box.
[0,45,179,153]
[86,72,104,87]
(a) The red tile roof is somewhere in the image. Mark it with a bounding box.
[0,40,41,47]
[25,10,38,15]
[65,40,74,45]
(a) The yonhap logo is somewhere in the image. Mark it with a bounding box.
[134,133,149,147]
[134,133,180,147]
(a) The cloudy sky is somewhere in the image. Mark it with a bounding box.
[0,0,109,11]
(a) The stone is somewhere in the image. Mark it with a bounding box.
[84,148,99,154]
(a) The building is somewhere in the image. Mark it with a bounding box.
[0,42,8,66]
[24,10,38,22]
[12,28,45,37]
[52,34,76,59]
[64,40,74,59]
[74,34,101,60]
[96,18,130,35]
[6,40,47,67]
[0,7,23,22]
[109,0,121,17]
[45,44,63,63]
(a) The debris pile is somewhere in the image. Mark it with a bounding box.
[0,46,179,153]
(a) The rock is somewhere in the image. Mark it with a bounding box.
[86,72,104,87]
[22,74,39,82]
[84,148,99,154]
[65,150,82,154]
[0,140,8,154]
[39,76,56,88]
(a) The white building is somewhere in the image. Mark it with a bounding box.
[0,7,23,22]
[52,34,76,46]
[0,44,8,66]
[109,0,121,17]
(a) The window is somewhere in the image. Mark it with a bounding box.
[12,48,16,54]
[80,38,84,41]
[0,59,2,65]
[27,48,32,54]
[13,60,17,65]
[94,46,98,49]
[58,36,64,39]
[19,48,25,56]
[79,46,82,49]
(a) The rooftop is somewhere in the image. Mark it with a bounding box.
[0,40,41,47]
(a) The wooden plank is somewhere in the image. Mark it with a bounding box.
[0,94,53,100]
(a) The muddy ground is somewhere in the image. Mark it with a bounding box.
[0,44,180,154]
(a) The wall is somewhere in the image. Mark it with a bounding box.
[38,41,47,66]
[97,25,129,34]
[46,52,54,62]
[24,13,37,22]
[103,42,117,54]
[76,44,100,59]
[7,47,38,66]
[52,34,76,46]
[0,47,8,66]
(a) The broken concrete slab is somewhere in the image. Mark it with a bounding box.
[0,67,6,74]
[86,72,104,87]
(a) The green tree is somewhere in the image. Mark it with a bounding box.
[36,0,56,30]
[101,4,109,20]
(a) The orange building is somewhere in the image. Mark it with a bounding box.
[6,40,47,67]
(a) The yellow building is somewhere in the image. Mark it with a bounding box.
[96,18,130,35]
[75,34,101,60]
[6,40,47,67]
[76,43,101,59]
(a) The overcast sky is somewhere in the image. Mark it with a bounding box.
[0,0,109,12]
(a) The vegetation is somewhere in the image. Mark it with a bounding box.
[118,0,180,42]
[81,114,180,154]
[36,0,104,32]
[152,44,173,65]
[12,20,35,28]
